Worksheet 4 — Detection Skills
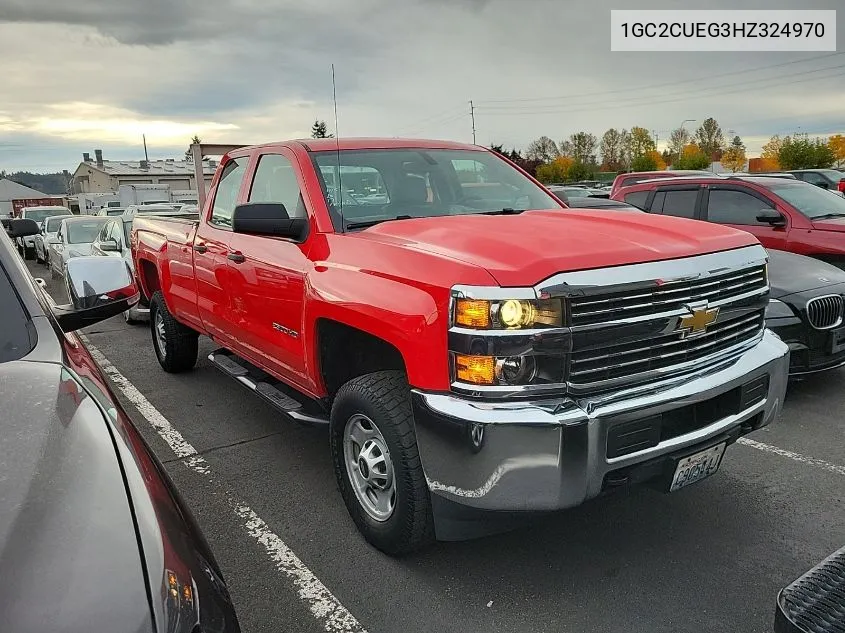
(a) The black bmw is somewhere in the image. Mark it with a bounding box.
[766,249,845,376]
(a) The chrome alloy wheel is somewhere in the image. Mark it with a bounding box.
[154,311,167,360]
[343,414,396,522]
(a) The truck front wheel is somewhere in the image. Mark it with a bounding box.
[150,291,199,373]
[330,370,434,556]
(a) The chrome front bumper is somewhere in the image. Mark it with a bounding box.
[413,329,789,515]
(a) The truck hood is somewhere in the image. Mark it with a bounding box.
[0,360,153,633]
[355,210,759,286]
[811,217,845,232]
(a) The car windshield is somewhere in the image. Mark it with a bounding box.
[25,208,67,223]
[107,208,125,216]
[45,216,70,232]
[67,219,107,243]
[311,148,562,230]
[770,182,845,219]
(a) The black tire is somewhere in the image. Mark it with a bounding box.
[330,370,434,556]
[150,291,199,373]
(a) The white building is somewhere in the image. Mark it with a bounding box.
[72,149,217,194]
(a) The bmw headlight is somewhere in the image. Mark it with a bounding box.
[765,298,794,320]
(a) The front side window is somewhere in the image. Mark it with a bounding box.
[707,189,773,225]
[210,157,248,227]
[45,217,68,232]
[311,148,562,231]
[248,154,307,219]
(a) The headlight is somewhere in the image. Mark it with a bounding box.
[765,298,794,320]
[454,354,539,386]
[454,298,563,329]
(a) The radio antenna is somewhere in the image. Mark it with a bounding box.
[332,64,343,229]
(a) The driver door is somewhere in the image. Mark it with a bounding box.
[702,185,789,250]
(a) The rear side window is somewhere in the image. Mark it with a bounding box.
[623,190,649,210]
[210,158,248,227]
[706,189,773,225]
[248,154,307,219]
[658,189,698,219]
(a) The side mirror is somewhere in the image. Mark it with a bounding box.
[98,239,119,252]
[6,218,40,238]
[52,256,139,332]
[232,202,308,240]
[756,209,786,226]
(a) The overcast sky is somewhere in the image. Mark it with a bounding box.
[0,0,842,172]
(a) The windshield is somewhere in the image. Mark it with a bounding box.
[770,182,845,219]
[107,208,125,216]
[45,216,70,232]
[67,219,107,244]
[311,148,562,231]
[24,207,68,223]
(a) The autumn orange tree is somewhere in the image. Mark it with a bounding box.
[830,134,845,168]
[674,143,711,170]
[535,156,574,183]
[721,136,747,172]
[760,135,783,170]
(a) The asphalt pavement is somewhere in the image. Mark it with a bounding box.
[29,259,845,633]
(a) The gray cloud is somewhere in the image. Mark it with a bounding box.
[1,0,843,173]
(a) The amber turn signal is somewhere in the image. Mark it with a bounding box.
[455,299,490,328]
[455,354,495,385]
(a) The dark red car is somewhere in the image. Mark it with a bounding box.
[609,170,714,197]
[613,175,845,268]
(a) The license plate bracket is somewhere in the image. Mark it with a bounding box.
[667,442,727,493]
[830,327,845,354]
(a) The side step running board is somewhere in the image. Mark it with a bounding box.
[209,349,329,426]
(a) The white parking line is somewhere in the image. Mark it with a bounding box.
[83,338,367,633]
[737,438,845,477]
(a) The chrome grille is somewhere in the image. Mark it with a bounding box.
[806,295,844,330]
[569,265,767,326]
[570,310,765,384]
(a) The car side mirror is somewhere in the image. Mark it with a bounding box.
[52,256,139,332]
[756,209,786,226]
[98,239,119,252]
[6,218,40,238]
[232,202,308,240]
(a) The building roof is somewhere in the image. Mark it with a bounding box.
[76,159,217,177]
[0,178,49,201]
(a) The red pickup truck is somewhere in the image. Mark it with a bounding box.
[133,138,789,555]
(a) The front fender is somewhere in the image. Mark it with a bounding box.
[305,266,451,392]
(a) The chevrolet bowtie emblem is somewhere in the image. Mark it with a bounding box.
[678,304,719,338]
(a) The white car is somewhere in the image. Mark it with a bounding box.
[34,214,73,266]
[16,205,72,259]
[95,207,128,217]
[48,216,110,280]
[91,216,149,324]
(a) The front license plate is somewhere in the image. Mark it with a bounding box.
[830,327,845,354]
[669,443,727,492]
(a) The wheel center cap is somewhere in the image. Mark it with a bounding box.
[358,457,369,478]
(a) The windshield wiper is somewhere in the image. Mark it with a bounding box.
[812,213,845,220]
[344,215,413,230]
[478,208,527,216]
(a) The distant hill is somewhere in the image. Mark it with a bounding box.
[0,171,68,195]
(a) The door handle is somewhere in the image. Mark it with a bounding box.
[227,251,246,263]
[193,243,208,253]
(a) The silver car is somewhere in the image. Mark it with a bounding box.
[91,217,149,324]
[16,206,71,259]
[49,216,110,280]
[34,214,73,266]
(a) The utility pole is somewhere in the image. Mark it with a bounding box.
[142,134,149,162]
[652,130,659,148]
[469,100,477,145]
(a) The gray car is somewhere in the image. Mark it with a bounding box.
[48,216,110,279]
[34,214,73,266]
